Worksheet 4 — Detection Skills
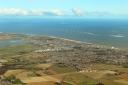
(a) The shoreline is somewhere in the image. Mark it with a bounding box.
[7,33,122,50]
[0,32,123,50]
[39,35,121,49]
[47,35,93,44]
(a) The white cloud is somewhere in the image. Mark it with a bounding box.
[30,9,43,16]
[51,9,64,16]
[72,8,84,16]
[0,8,117,17]
[41,9,65,16]
[0,8,29,16]
[0,8,65,16]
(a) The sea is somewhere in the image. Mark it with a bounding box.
[0,17,128,49]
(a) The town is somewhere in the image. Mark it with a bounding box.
[0,34,128,85]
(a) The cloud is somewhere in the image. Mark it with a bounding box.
[41,9,65,16]
[30,9,43,16]
[51,9,65,16]
[0,8,65,16]
[0,8,29,16]
[0,8,118,17]
[72,8,84,16]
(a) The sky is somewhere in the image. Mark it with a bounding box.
[0,0,128,18]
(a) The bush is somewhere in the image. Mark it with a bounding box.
[96,82,104,85]
[122,64,128,68]
[3,75,24,84]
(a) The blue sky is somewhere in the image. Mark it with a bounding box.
[0,0,128,17]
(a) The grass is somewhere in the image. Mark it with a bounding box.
[0,44,36,65]
[50,64,76,74]
[63,73,98,85]
[0,44,35,55]
[80,63,128,85]
[114,79,128,85]
[91,63,128,73]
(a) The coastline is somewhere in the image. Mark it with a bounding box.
[0,32,123,50]
[47,35,92,44]
[41,35,121,50]
[12,33,123,50]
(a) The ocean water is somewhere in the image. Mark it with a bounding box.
[0,18,128,48]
